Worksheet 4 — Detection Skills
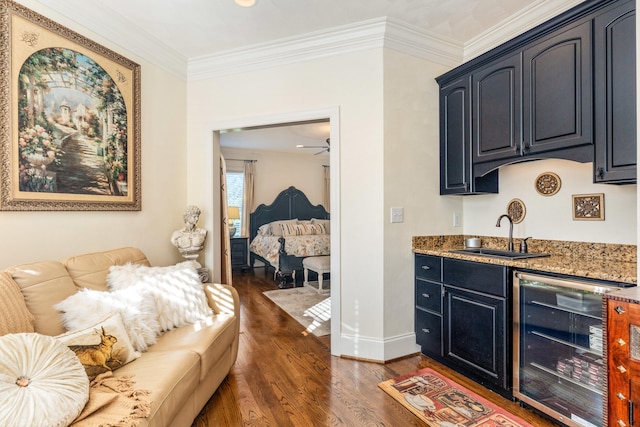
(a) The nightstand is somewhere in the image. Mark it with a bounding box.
[230,237,249,271]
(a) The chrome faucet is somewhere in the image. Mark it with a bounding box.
[496,214,514,252]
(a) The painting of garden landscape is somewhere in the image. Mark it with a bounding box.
[1,1,140,211]
[18,47,128,197]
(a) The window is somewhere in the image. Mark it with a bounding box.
[226,172,244,238]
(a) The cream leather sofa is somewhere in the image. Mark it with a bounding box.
[2,247,240,427]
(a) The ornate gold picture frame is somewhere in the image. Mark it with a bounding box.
[0,0,141,211]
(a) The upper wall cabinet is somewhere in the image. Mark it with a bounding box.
[440,76,499,195]
[522,21,593,158]
[472,53,522,165]
[594,0,636,184]
[437,0,636,194]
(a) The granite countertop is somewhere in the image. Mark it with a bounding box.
[413,235,637,285]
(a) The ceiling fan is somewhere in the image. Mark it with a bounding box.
[296,138,330,155]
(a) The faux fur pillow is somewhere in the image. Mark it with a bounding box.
[55,287,160,352]
[107,261,213,331]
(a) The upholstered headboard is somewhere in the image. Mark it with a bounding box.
[249,186,329,241]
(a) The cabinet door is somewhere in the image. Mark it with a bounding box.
[472,53,522,164]
[523,20,592,156]
[594,0,636,184]
[416,308,443,357]
[440,76,472,194]
[444,286,508,390]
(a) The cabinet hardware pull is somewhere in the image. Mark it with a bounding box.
[618,392,627,400]
[619,420,628,427]
[421,266,431,270]
[619,338,627,346]
[629,400,634,426]
[617,306,627,314]
[618,365,628,373]
[597,167,605,179]
[522,141,530,154]
[422,328,430,334]
[422,293,431,298]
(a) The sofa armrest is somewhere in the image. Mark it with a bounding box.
[204,283,239,316]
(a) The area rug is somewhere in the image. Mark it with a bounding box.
[379,367,533,427]
[263,287,330,337]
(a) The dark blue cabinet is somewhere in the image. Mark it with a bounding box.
[594,0,636,183]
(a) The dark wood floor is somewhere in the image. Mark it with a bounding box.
[192,270,559,426]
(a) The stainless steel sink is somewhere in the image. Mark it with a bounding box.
[449,248,550,260]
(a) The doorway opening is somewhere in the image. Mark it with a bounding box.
[210,107,341,355]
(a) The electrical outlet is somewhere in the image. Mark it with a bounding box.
[391,207,404,223]
[453,212,461,227]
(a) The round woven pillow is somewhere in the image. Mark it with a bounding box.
[0,333,89,427]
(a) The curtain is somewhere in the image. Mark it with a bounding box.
[323,165,330,211]
[241,160,256,238]
[220,155,232,286]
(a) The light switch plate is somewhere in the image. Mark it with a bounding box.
[391,207,404,223]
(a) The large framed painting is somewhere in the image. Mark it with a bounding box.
[0,0,141,210]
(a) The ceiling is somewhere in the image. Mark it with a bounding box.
[40,0,548,60]
[36,0,583,155]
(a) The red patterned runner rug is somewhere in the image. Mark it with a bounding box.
[378,367,533,427]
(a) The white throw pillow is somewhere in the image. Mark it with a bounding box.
[0,333,89,427]
[55,287,160,352]
[107,261,213,331]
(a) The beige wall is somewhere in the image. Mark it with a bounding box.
[2,0,188,269]
[382,50,453,358]
[221,147,327,210]
[462,159,637,243]
[187,50,394,359]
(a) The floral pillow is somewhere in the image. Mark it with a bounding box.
[56,312,141,380]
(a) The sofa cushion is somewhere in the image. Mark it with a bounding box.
[56,312,141,379]
[7,261,78,336]
[149,313,237,382]
[113,350,201,426]
[63,247,150,291]
[0,272,35,336]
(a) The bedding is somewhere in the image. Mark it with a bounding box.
[250,231,330,269]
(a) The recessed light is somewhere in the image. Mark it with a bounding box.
[235,0,256,7]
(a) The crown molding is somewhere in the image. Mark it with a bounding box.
[188,17,464,81]
[34,0,188,78]
[463,0,585,61]
[189,18,387,81]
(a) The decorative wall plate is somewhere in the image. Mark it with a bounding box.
[507,198,526,224]
[572,193,605,221]
[535,172,561,196]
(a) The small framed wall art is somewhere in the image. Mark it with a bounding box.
[572,193,605,221]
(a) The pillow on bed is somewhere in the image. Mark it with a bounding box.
[257,224,272,236]
[280,223,327,236]
[269,219,299,236]
[311,218,330,233]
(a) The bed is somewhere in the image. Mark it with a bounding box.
[249,186,330,288]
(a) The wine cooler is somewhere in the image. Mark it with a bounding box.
[513,271,625,427]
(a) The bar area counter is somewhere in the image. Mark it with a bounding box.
[413,235,637,285]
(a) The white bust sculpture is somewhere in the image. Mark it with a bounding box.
[171,205,207,266]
